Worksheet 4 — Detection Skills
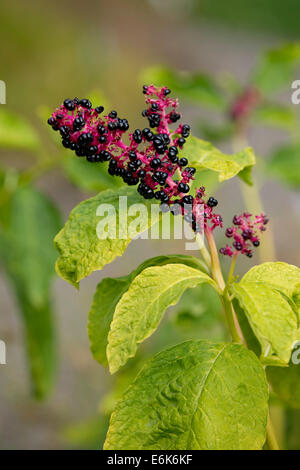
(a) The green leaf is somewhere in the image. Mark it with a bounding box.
[230,262,300,366]
[267,143,300,188]
[140,66,226,109]
[104,340,269,450]
[88,255,207,366]
[54,187,161,288]
[0,108,40,151]
[63,157,122,193]
[267,362,300,409]
[252,103,298,131]
[107,264,217,373]
[253,43,300,95]
[0,186,61,398]
[180,136,256,185]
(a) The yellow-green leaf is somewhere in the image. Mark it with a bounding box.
[107,264,218,374]
[180,136,256,185]
[88,255,207,366]
[104,340,268,450]
[231,262,300,366]
[54,187,160,288]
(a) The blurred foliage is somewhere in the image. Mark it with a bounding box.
[267,143,300,188]
[253,43,300,94]
[141,66,226,110]
[62,415,109,450]
[0,186,61,398]
[63,157,122,193]
[268,363,300,410]
[0,109,40,151]
[193,0,300,37]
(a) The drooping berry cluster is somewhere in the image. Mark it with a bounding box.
[48,86,223,233]
[220,212,269,258]
[48,86,196,201]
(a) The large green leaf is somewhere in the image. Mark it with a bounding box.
[230,262,300,366]
[0,186,61,398]
[267,143,300,188]
[104,340,268,450]
[140,66,226,109]
[107,264,218,374]
[54,187,161,288]
[267,363,300,409]
[180,136,256,185]
[0,108,40,151]
[253,43,300,95]
[88,255,207,366]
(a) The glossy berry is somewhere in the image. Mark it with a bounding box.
[79,99,92,109]
[207,197,218,208]
[178,158,188,167]
[150,158,161,169]
[177,182,189,193]
[95,106,104,114]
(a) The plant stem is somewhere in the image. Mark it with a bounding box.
[196,233,211,269]
[222,297,243,344]
[266,413,280,450]
[204,227,245,344]
[227,253,238,285]
[204,227,225,290]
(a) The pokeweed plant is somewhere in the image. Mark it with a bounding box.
[49,84,300,451]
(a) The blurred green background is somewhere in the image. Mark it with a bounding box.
[0,0,300,450]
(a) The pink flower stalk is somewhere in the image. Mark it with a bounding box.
[229,86,260,123]
[48,86,223,234]
[220,212,269,258]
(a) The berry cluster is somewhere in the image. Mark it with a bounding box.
[48,85,223,234]
[220,212,269,258]
[48,98,129,164]
[48,86,195,202]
